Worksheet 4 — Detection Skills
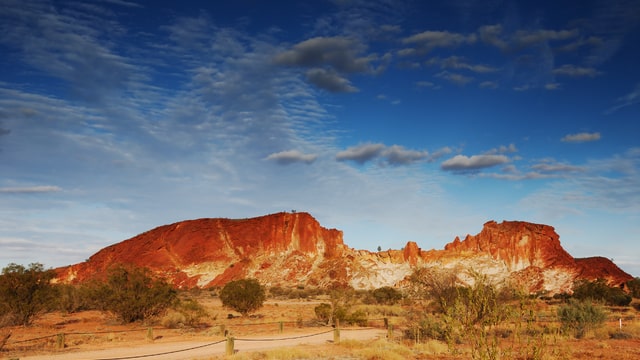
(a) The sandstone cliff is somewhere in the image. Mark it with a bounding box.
[56,213,633,294]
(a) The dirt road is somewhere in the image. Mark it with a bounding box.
[18,328,387,360]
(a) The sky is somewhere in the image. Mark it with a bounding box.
[1,0,639,277]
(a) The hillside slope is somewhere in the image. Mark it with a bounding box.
[56,213,632,294]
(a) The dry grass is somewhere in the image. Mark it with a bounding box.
[2,296,640,360]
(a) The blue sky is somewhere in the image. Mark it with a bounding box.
[1,0,639,276]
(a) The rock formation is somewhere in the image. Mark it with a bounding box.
[55,213,633,294]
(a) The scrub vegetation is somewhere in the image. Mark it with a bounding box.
[1,262,639,359]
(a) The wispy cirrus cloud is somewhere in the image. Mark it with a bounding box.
[605,82,640,114]
[561,132,601,143]
[0,186,61,194]
[553,64,601,78]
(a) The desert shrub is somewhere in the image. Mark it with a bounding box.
[345,309,368,326]
[557,299,606,338]
[219,278,266,316]
[409,267,460,313]
[95,265,177,323]
[404,314,448,342]
[161,310,187,328]
[52,283,97,313]
[372,286,402,305]
[314,303,332,324]
[166,298,208,328]
[572,279,632,306]
[0,263,55,326]
[609,330,633,339]
[626,278,640,298]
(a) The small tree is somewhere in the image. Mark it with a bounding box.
[0,263,55,326]
[219,278,266,316]
[557,299,606,338]
[96,265,177,323]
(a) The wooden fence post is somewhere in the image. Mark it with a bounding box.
[56,333,65,350]
[146,327,154,342]
[333,318,340,344]
[279,321,284,333]
[226,335,235,356]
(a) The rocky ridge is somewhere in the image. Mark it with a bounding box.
[56,212,632,294]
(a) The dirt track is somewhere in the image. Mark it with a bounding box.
[17,328,387,360]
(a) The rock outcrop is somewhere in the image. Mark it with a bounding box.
[55,213,633,294]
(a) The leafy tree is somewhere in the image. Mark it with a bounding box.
[96,265,177,323]
[557,299,606,338]
[372,286,402,305]
[219,278,266,316]
[0,263,55,326]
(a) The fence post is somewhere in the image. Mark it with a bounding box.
[388,324,393,340]
[56,333,65,350]
[279,321,284,333]
[226,335,235,356]
[146,327,154,342]
[333,318,340,344]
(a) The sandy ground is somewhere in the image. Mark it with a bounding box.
[15,328,387,360]
[2,298,640,360]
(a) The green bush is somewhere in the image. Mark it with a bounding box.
[219,278,266,316]
[557,299,606,338]
[572,279,632,306]
[0,263,55,326]
[372,286,402,305]
[95,265,177,323]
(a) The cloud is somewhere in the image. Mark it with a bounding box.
[336,143,431,165]
[435,71,473,86]
[382,145,428,165]
[305,68,358,93]
[0,1,138,103]
[485,144,518,154]
[400,30,476,55]
[479,81,498,89]
[553,64,601,77]
[0,186,62,194]
[274,36,370,73]
[441,154,509,171]
[336,143,385,164]
[416,81,441,89]
[478,24,579,52]
[561,132,601,143]
[427,56,498,73]
[266,150,318,165]
[605,82,640,114]
[530,161,584,173]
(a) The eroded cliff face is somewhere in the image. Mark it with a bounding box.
[57,212,346,288]
[56,214,633,294]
